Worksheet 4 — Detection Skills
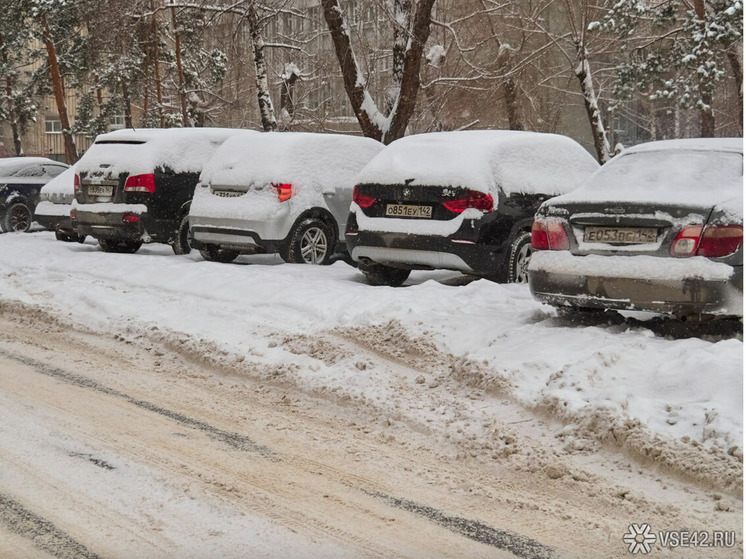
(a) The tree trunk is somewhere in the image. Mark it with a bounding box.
[388,0,412,111]
[574,48,610,163]
[40,15,77,164]
[122,80,133,128]
[247,4,277,132]
[0,37,22,156]
[726,46,743,133]
[692,0,715,137]
[151,0,165,127]
[170,1,189,126]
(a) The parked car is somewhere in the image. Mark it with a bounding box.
[189,131,384,264]
[528,138,743,319]
[72,128,244,254]
[345,130,599,286]
[0,157,69,232]
[35,165,86,242]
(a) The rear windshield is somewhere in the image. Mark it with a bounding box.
[93,140,147,145]
[594,150,742,194]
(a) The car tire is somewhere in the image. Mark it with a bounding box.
[287,218,333,265]
[3,202,33,233]
[99,238,143,253]
[172,214,191,255]
[199,244,239,263]
[506,231,533,284]
[360,263,411,287]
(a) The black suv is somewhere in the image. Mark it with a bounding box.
[0,157,69,232]
[346,131,599,285]
[73,128,240,254]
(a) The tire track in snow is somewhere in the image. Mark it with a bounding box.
[0,494,101,559]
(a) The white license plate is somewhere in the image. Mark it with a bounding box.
[88,185,113,196]
[584,226,657,244]
[213,190,244,198]
[385,204,432,218]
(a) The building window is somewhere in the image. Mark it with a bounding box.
[109,114,126,130]
[45,116,62,134]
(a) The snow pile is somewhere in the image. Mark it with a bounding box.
[192,132,383,221]
[77,128,247,177]
[355,131,599,195]
[36,165,78,218]
[556,139,743,212]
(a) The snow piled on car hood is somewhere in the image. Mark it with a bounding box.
[40,164,77,197]
[355,130,599,195]
[76,128,247,177]
[552,139,743,216]
[200,131,384,191]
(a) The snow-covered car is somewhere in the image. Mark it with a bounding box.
[189,132,384,264]
[73,128,244,254]
[345,130,599,286]
[528,138,743,319]
[35,165,86,242]
[0,157,69,232]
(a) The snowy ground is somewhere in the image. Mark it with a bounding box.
[0,231,742,557]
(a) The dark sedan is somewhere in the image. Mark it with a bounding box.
[528,138,743,319]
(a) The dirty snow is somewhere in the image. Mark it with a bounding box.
[0,232,740,488]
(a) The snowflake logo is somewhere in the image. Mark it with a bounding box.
[623,523,656,554]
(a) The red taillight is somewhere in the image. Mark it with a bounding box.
[70,209,76,221]
[531,219,569,251]
[352,185,376,208]
[122,214,140,223]
[697,225,743,257]
[74,173,81,193]
[124,173,156,193]
[443,190,494,213]
[670,225,703,257]
[273,183,294,202]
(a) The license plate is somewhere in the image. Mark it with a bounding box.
[88,185,113,196]
[584,226,657,244]
[213,190,243,198]
[385,204,432,218]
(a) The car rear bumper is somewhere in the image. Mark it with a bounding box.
[189,213,290,253]
[346,229,505,274]
[528,252,743,316]
[74,205,165,242]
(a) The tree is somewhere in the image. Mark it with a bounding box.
[321,0,437,143]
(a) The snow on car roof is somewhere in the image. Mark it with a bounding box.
[77,127,249,176]
[0,156,67,177]
[40,164,78,197]
[555,138,743,216]
[354,130,600,195]
[200,131,384,190]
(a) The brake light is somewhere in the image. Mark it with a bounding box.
[70,209,76,221]
[443,190,494,213]
[273,183,294,202]
[352,185,376,208]
[74,174,81,193]
[124,173,156,193]
[122,214,140,224]
[697,224,743,257]
[531,218,569,250]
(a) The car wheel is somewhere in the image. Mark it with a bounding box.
[507,231,533,283]
[288,218,333,265]
[199,244,239,263]
[172,214,191,255]
[360,263,411,287]
[99,238,143,253]
[3,202,32,233]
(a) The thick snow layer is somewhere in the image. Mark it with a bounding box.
[0,233,740,460]
[353,204,484,237]
[76,128,246,177]
[529,251,735,281]
[192,132,383,222]
[34,200,70,217]
[72,201,148,215]
[354,131,599,195]
[554,140,743,214]
[40,164,77,197]
[0,156,64,177]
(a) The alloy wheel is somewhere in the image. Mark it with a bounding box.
[299,226,328,264]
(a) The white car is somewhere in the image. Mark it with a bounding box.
[189,132,384,264]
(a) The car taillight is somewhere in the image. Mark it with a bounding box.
[443,190,494,213]
[531,218,569,250]
[124,173,156,193]
[352,185,376,208]
[273,183,294,202]
[74,173,81,193]
[70,209,76,221]
[122,214,140,224]
[698,224,743,257]
[670,225,703,257]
